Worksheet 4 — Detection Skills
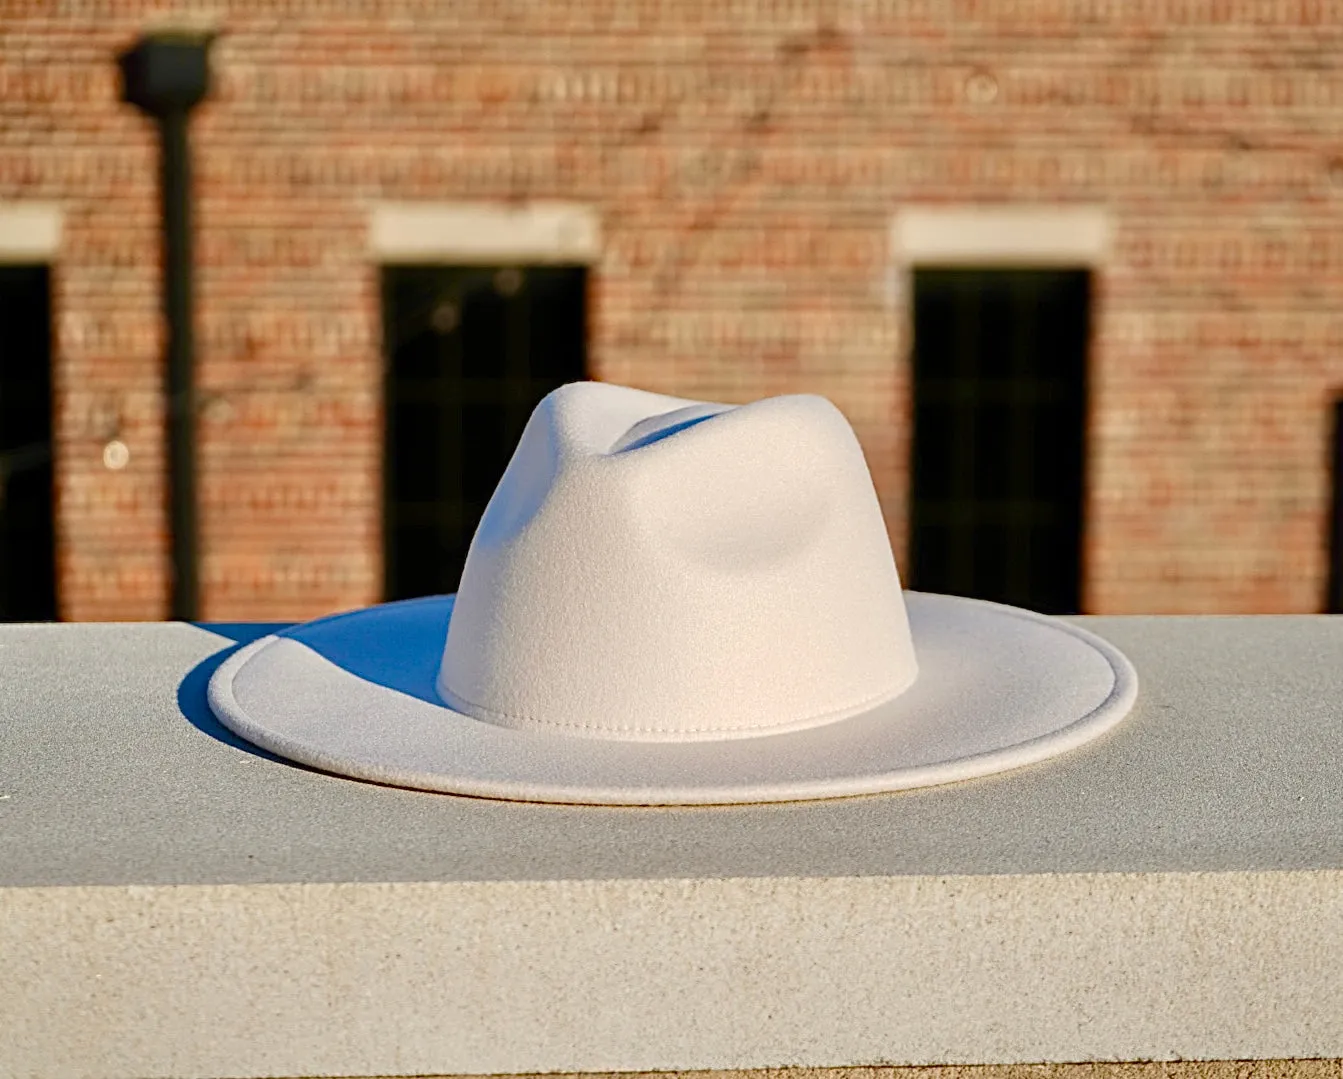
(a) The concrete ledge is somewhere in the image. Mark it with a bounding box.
[0,202,62,260]
[287,1067,1343,1079]
[3,616,1343,1077]
[369,200,602,263]
[891,206,1112,266]
[285,1065,1343,1079]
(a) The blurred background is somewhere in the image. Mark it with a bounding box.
[2,0,1342,622]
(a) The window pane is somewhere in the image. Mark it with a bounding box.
[909,268,1089,615]
[0,265,56,621]
[382,265,589,600]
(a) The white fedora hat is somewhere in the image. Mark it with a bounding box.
[209,381,1137,805]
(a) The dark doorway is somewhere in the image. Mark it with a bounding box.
[1328,398,1343,614]
[907,268,1090,615]
[382,264,588,600]
[0,265,56,621]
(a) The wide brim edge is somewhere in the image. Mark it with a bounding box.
[206,596,1139,806]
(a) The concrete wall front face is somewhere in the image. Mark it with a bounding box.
[425,1065,1343,1079]
[3,0,1341,620]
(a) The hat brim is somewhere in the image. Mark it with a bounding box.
[207,592,1137,806]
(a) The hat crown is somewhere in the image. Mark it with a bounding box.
[437,382,917,741]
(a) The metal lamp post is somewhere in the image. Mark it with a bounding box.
[118,31,214,621]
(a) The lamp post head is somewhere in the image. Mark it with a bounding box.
[118,32,215,116]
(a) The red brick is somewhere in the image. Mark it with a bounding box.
[4,2,1343,617]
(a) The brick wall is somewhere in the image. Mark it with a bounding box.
[2,0,1341,619]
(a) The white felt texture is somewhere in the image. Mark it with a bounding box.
[208,591,1138,806]
[438,383,918,741]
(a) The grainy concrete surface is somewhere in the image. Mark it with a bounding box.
[396,1067,1343,1079]
[409,1067,1343,1079]
[4,618,1343,1079]
[5,616,1343,888]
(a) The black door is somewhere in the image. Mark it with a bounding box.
[382,264,588,600]
[908,268,1090,615]
[0,265,56,621]
[1328,398,1343,613]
